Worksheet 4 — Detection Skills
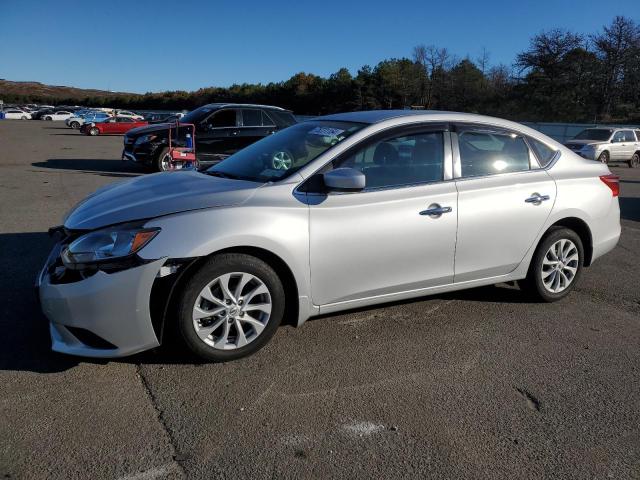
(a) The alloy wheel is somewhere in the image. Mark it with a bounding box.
[540,239,579,293]
[192,272,272,350]
[272,151,293,170]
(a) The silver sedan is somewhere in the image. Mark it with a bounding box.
[37,111,621,361]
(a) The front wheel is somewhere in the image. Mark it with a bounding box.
[155,147,172,172]
[598,151,609,164]
[44,116,52,121]
[629,153,639,168]
[89,127,99,136]
[177,254,285,362]
[21,116,28,120]
[520,227,584,302]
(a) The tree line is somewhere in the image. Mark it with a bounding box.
[6,16,640,123]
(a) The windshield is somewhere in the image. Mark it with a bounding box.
[206,120,365,182]
[574,129,613,141]
[180,105,215,124]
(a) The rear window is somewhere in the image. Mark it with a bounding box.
[528,137,557,167]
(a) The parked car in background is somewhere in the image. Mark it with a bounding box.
[2,108,32,120]
[116,110,144,120]
[32,108,56,120]
[66,111,111,129]
[43,111,74,121]
[80,116,148,135]
[145,112,185,124]
[123,103,297,171]
[38,111,620,362]
[565,128,640,168]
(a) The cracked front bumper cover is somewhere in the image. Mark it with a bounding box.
[38,256,166,358]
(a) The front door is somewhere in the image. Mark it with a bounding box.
[453,126,556,282]
[307,127,457,307]
[196,109,240,161]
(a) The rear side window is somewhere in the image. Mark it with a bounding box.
[528,137,557,167]
[241,109,261,127]
[458,129,531,177]
[261,110,276,126]
[268,111,297,126]
[623,130,636,142]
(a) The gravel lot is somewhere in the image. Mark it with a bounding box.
[1,121,639,479]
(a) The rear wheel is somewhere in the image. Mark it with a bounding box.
[70,121,80,129]
[89,127,99,136]
[177,254,285,362]
[520,227,584,302]
[21,116,28,120]
[44,116,52,121]
[629,152,639,168]
[598,151,609,164]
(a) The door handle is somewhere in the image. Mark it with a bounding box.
[231,130,239,136]
[419,204,452,217]
[525,193,550,205]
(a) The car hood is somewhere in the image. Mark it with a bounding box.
[64,171,261,230]
[126,123,176,137]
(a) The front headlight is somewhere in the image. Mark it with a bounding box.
[136,134,158,144]
[62,226,160,268]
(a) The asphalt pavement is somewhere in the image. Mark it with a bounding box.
[1,121,639,479]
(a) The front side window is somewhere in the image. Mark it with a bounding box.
[207,120,364,182]
[335,131,444,189]
[205,109,237,128]
[458,129,531,177]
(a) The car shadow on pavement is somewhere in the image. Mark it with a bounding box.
[33,158,145,177]
[619,196,640,222]
[0,232,80,373]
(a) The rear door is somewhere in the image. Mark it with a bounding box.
[453,125,556,282]
[237,109,272,149]
[114,117,135,134]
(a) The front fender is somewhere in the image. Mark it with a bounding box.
[138,204,315,324]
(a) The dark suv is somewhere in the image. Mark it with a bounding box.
[122,103,297,171]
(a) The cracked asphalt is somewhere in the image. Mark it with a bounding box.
[1,121,639,479]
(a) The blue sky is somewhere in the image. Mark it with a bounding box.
[1,0,637,93]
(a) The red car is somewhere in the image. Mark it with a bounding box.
[81,116,148,136]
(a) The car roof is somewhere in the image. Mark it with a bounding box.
[204,103,288,111]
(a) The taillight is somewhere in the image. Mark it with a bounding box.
[599,174,619,197]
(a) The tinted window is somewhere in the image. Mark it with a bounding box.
[527,137,557,167]
[612,131,625,142]
[574,129,613,141]
[261,110,276,126]
[336,132,444,189]
[623,130,636,142]
[242,109,261,127]
[206,109,237,128]
[268,111,297,126]
[117,117,134,122]
[458,130,531,177]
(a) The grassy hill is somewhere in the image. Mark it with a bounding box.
[0,79,140,102]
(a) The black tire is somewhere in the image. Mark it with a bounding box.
[70,121,80,129]
[520,227,584,302]
[176,253,285,362]
[629,152,639,168]
[21,116,28,120]
[598,151,609,164]
[155,147,172,172]
[44,116,52,121]
[89,127,99,136]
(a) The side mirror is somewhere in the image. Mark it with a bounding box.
[323,168,365,192]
